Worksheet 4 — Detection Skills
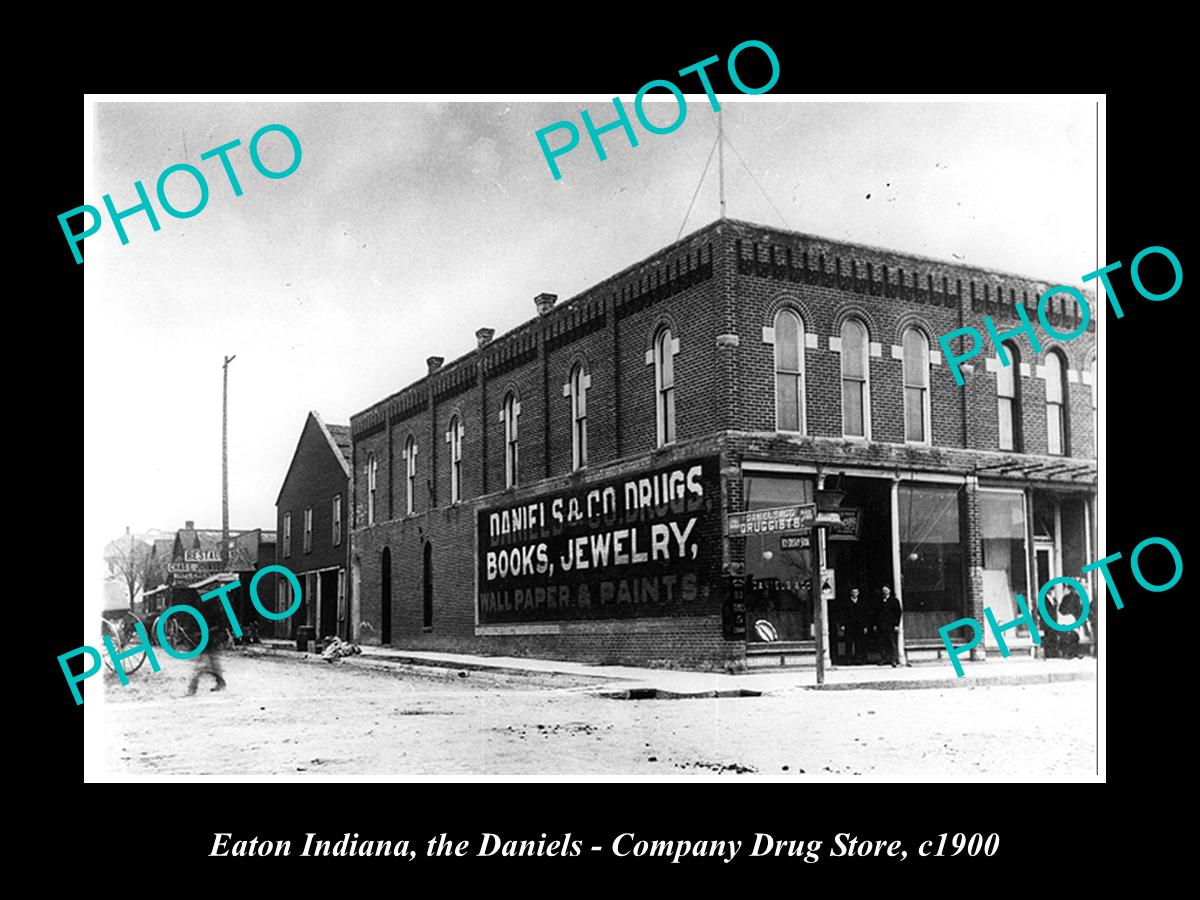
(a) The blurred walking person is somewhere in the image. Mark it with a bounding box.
[187,606,229,695]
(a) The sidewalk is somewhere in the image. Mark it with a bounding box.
[250,640,1096,697]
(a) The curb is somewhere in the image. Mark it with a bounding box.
[245,644,616,684]
[808,669,1095,691]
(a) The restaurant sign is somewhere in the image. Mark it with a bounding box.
[184,548,222,562]
[478,456,721,623]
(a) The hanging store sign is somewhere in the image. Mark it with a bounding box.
[726,503,816,537]
[826,508,861,540]
[477,456,721,623]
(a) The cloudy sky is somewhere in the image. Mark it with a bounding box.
[84,97,1097,547]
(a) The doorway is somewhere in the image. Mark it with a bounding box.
[319,569,339,641]
[423,542,433,630]
[1034,542,1057,599]
[824,477,893,661]
[351,558,361,642]
[381,547,392,644]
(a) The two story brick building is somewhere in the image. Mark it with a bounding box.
[349,218,1097,670]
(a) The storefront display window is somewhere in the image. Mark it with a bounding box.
[980,490,1030,639]
[743,475,815,641]
[898,484,964,614]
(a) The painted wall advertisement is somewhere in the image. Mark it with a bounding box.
[478,456,722,623]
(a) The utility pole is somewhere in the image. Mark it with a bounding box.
[222,354,236,567]
[717,109,726,219]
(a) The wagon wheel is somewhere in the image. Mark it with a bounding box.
[100,619,119,673]
[100,612,148,676]
[163,613,203,652]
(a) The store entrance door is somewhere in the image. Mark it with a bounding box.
[1034,542,1057,601]
[319,569,339,640]
[824,478,892,663]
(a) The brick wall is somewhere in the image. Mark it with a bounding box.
[351,434,737,668]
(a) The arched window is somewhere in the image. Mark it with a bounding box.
[366,453,378,526]
[997,341,1022,452]
[570,363,588,470]
[654,328,676,446]
[902,327,930,443]
[1045,351,1069,455]
[840,319,869,438]
[447,415,462,504]
[503,391,520,488]
[774,310,804,433]
[404,435,417,515]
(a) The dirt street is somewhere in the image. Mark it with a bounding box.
[98,651,1096,778]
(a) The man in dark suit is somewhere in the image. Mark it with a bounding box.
[842,587,868,664]
[877,585,903,667]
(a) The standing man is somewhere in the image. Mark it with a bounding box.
[844,587,867,665]
[877,585,904,667]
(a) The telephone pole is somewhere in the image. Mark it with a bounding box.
[222,354,236,567]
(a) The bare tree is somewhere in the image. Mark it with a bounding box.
[106,535,151,608]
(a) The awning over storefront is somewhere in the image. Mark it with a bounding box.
[187,572,239,591]
[974,458,1096,482]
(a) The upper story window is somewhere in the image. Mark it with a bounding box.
[902,327,930,444]
[1045,350,1069,456]
[332,494,342,546]
[447,415,463,504]
[283,511,292,557]
[303,507,313,553]
[997,341,1023,452]
[366,453,378,526]
[404,435,417,515]
[774,309,805,433]
[570,363,588,470]
[503,392,520,488]
[840,319,869,439]
[654,328,676,446]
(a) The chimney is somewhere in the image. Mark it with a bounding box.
[427,356,444,374]
[534,292,557,316]
[185,520,195,529]
[476,327,495,349]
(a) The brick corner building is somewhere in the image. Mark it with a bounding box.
[348,219,1097,670]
